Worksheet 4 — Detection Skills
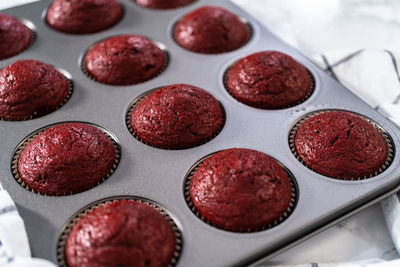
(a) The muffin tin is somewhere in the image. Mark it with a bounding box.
[1,0,400,266]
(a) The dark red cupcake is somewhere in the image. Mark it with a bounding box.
[46,0,123,34]
[225,51,312,109]
[130,84,224,149]
[18,123,116,195]
[135,0,195,9]
[0,60,70,121]
[84,34,167,85]
[294,111,388,180]
[0,14,32,60]
[174,6,250,54]
[66,200,176,267]
[190,148,292,232]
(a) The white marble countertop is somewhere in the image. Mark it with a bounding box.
[1,0,400,265]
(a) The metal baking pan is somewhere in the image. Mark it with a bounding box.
[1,0,400,266]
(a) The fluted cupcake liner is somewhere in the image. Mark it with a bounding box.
[10,122,121,196]
[183,151,298,233]
[21,18,37,50]
[80,37,169,85]
[57,196,182,267]
[0,67,73,121]
[223,64,315,110]
[125,88,226,150]
[289,110,394,181]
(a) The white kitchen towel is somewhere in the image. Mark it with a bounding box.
[311,49,400,256]
[311,49,400,120]
[0,187,56,267]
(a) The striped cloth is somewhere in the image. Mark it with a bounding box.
[312,50,400,125]
[0,188,55,266]
[278,50,400,267]
[313,49,400,258]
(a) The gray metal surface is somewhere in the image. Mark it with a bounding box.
[1,0,400,266]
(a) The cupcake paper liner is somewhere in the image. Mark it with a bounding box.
[56,196,182,267]
[0,67,73,121]
[125,88,226,150]
[10,122,121,196]
[80,37,169,85]
[223,64,315,110]
[20,18,37,51]
[289,110,395,181]
[183,151,298,233]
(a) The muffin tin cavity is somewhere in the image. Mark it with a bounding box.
[172,6,253,54]
[183,150,298,232]
[289,110,394,181]
[54,67,74,115]
[0,64,73,121]
[223,52,315,110]
[43,0,124,34]
[57,196,182,267]
[0,16,36,60]
[19,18,37,51]
[11,122,121,196]
[125,87,226,150]
[80,35,169,86]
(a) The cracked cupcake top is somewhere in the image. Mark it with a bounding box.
[174,6,250,54]
[135,0,195,9]
[84,34,167,85]
[0,60,69,120]
[294,111,388,180]
[225,51,312,109]
[190,148,292,232]
[46,0,123,34]
[0,14,32,59]
[18,123,115,195]
[66,200,176,267]
[131,84,223,149]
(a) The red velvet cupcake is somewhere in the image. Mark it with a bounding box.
[189,148,292,232]
[66,200,176,267]
[84,34,167,85]
[174,6,250,54]
[0,60,70,120]
[225,51,312,109]
[18,123,116,195]
[130,84,224,149]
[46,0,123,34]
[135,0,195,9]
[0,14,32,60]
[294,111,388,180]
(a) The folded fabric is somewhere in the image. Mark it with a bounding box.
[0,188,56,267]
[312,49,400,257]
[312,50,400,118]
